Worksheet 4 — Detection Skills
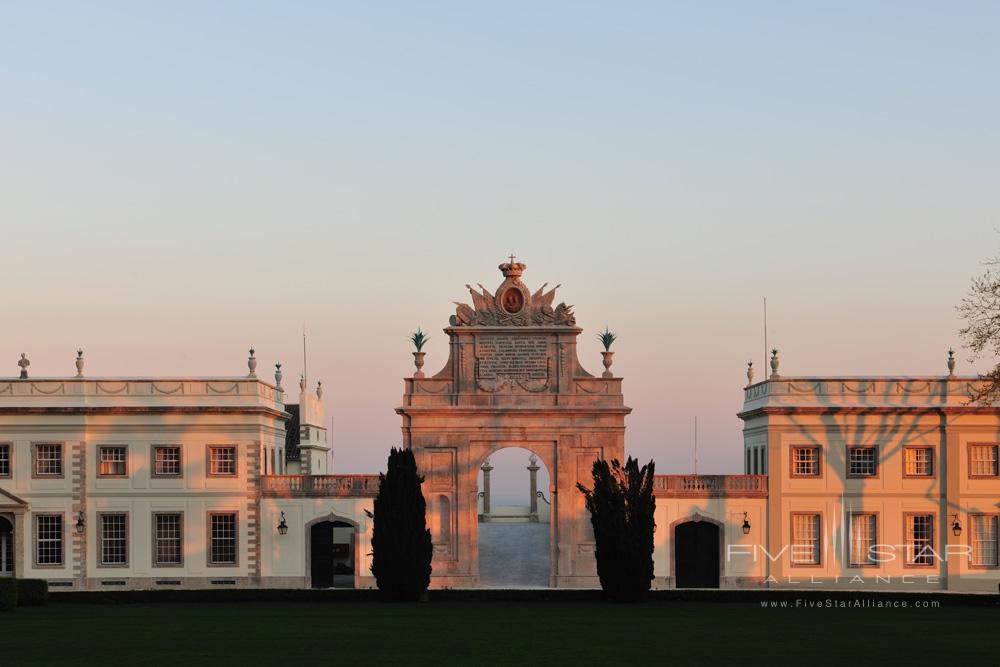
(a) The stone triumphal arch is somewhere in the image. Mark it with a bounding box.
[397,260,630,588]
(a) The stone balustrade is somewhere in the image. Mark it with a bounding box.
[0,377,284,412]
[742,376,985,408]
[261,474,380,497]
[652,474,767,498]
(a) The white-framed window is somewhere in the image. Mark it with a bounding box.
[153,512,183,566]
[35,514,63,566]
[0,443,10,477]
[33,444,63,477]
[208,446,237,477]
[153,446,182,477]
[849,513,877,566]
[791,513,821,565]
[906,514,934,566]
[904,447,933,477]
[208,512,237,565]
[99,513,128,566]
[98,446,127,477]
[792,447,820,477]
[969,444,999,478]
[971,515,998,568]
[848,446,877,477]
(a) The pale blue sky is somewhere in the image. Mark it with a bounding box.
[2,2,999,487]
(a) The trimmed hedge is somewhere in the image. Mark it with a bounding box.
[0,577,17,611]
[16,579,48,606]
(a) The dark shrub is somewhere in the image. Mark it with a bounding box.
[17,579,49,606]
[370,447,433,601]
[0,577,18,611]
[577,457,656,602]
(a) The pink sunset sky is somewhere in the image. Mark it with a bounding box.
[2,3,999,498]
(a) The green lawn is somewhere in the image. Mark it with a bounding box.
[2,599,996,666]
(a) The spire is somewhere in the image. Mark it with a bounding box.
[302,325,308,387]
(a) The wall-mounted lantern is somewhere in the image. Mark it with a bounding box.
[277,512,288,536]
[742,512,751,535]
[75,511,85,534]
[951,514,962,538]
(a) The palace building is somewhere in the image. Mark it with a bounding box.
[0,261,997,592]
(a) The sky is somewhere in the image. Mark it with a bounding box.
[2,2,999,490]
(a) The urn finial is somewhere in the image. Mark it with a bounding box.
[274,362,283,391]
[316,381,323,399]
[75,349,85,378]
[299,373,306,392]
[746,360,755,385]
[598,328,617,379]
[947,348,956,378]
[17,353,29,379]
[769,349,780,379]
[410,328,428,379]
[247,347,257,378]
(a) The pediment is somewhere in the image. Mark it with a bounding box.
[0,486,28,507]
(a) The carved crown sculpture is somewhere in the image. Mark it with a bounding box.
[450,259,576,327]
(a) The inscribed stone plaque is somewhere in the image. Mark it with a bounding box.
[476,335,549,380]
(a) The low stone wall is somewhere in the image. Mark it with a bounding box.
[48,587,1000,606]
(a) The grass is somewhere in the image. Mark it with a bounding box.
[2,599,996,666]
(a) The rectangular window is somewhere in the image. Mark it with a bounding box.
[0,443,10,477]
[98,446,128,477]
[849,513,877,566]
[906,514,934,566]
[791,513,821,565]
[35,514,63,566]
[791,447,820,477]
[209,513,237,565]
[153,446,182,477]
[208,446,237,477]
[848,446,877,477]
[904,447,933,477]
[33,444,63,477]
[969,444,999,478]
[153,513,183,566]
[99,513,128,566]
[971,515,998,568]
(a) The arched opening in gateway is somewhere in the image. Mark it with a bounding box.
[674,520,721,588]
[310,520,355,589]
[476,447,551,588]
[0,516,13,577]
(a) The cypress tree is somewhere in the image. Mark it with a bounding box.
[371,447,433,601]
[577,457,656,602]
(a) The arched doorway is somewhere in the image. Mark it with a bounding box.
[476,447,552,588]
[0,516,12,577]
[674,520,721,588]
[309,520,356,589]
